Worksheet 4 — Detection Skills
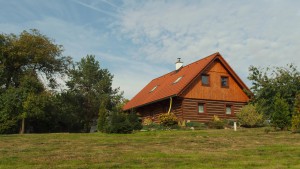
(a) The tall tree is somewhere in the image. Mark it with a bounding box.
[0,29,71,90]
[0,29,72,134]
[67,55,121,132]
[248,64,300,118]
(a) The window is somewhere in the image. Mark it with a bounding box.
[173,76,183,84]
[226,105,232,114]
[201,75,210,86]
[150,85,157,92]
[198,103,205,113]
[221,76,229,87]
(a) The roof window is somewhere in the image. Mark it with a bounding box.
[173,76,183,84]
[150,85,158,93]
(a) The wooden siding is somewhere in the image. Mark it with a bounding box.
[182,60,249,102]
[136,97,183,122]
[182,98,246,122]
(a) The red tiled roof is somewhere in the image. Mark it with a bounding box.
[123,52,222,110]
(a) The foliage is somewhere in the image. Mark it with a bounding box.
[142,117,153,126]
[97,99,108,132]
[248,64,300,119]
[67,55,122,132]
[185,121,207,130]
[0,29,71,90]
[236,104,264,128]
[158,113,178,127]
[207,115,225,129]
[271,94,291,130]
[103,111,133,134]
[292,94,300,133]
[128,111,142,131]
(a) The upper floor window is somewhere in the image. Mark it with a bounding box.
[201,75,210,86]
[221,76,229,88]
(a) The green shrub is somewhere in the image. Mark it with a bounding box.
[128,111,142,131]
[142,117,153,126]
[97,100,107,132]
[236,104,264,128]
[104,111,133,134]
[207,115,225,129]
[271,95,291,130]
[158,113,178,127]
[186,121,207,130]
[292,94,300,133]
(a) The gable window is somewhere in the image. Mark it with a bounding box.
[150,85,158,93]
[173,76,183,84]
[225,105,232,114]
[198,103,205,113]
[201,75,210,86]
[221,76,229,88]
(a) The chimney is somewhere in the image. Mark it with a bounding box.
[175,58,183,70]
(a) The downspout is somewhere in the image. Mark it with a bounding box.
[167,97,173,114]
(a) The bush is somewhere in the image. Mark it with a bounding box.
[142,117,153,126]
[236,104,264,128]
[104,111,133,134]
[271,95,291,130]
[186,121,207,130]
[97,100,107,132]
[292,94,300,133]
[158,113,178,127]
[207,115,225,129]
[128,111,142,131]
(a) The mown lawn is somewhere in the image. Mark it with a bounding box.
[0,128,299,169]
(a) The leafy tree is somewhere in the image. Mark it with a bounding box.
[67,55,121,132]
[0,29,71,90]
[0,29,72,134]
[248,64,300,119]
[271,94,291,130]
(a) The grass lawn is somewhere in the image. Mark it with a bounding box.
[0,128,299,169]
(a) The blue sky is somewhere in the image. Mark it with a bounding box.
[1,0,300,99]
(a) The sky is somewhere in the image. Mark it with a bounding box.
[1,0,300,99]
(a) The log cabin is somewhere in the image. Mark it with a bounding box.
[123,52,251,123]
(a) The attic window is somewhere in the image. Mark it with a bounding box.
[150,85,158,93]
[173,76,183,84]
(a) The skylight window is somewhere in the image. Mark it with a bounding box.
[173,76,183,84]
[150,85,158,92]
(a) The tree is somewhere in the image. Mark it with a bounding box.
[248,64,300,119]
[97,98,108,132]
[67,55,121,132]
[0,29,72,134]
[0,29,71,90]
[271,94,291,130]
[292,94,300,132]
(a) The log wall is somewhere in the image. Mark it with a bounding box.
[182,98,246,122]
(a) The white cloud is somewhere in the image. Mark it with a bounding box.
[1,0,300,99]
[115,0,300,91]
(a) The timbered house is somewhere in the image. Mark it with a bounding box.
[123,52,251,122]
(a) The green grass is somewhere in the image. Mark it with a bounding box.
[0,128,300,169]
